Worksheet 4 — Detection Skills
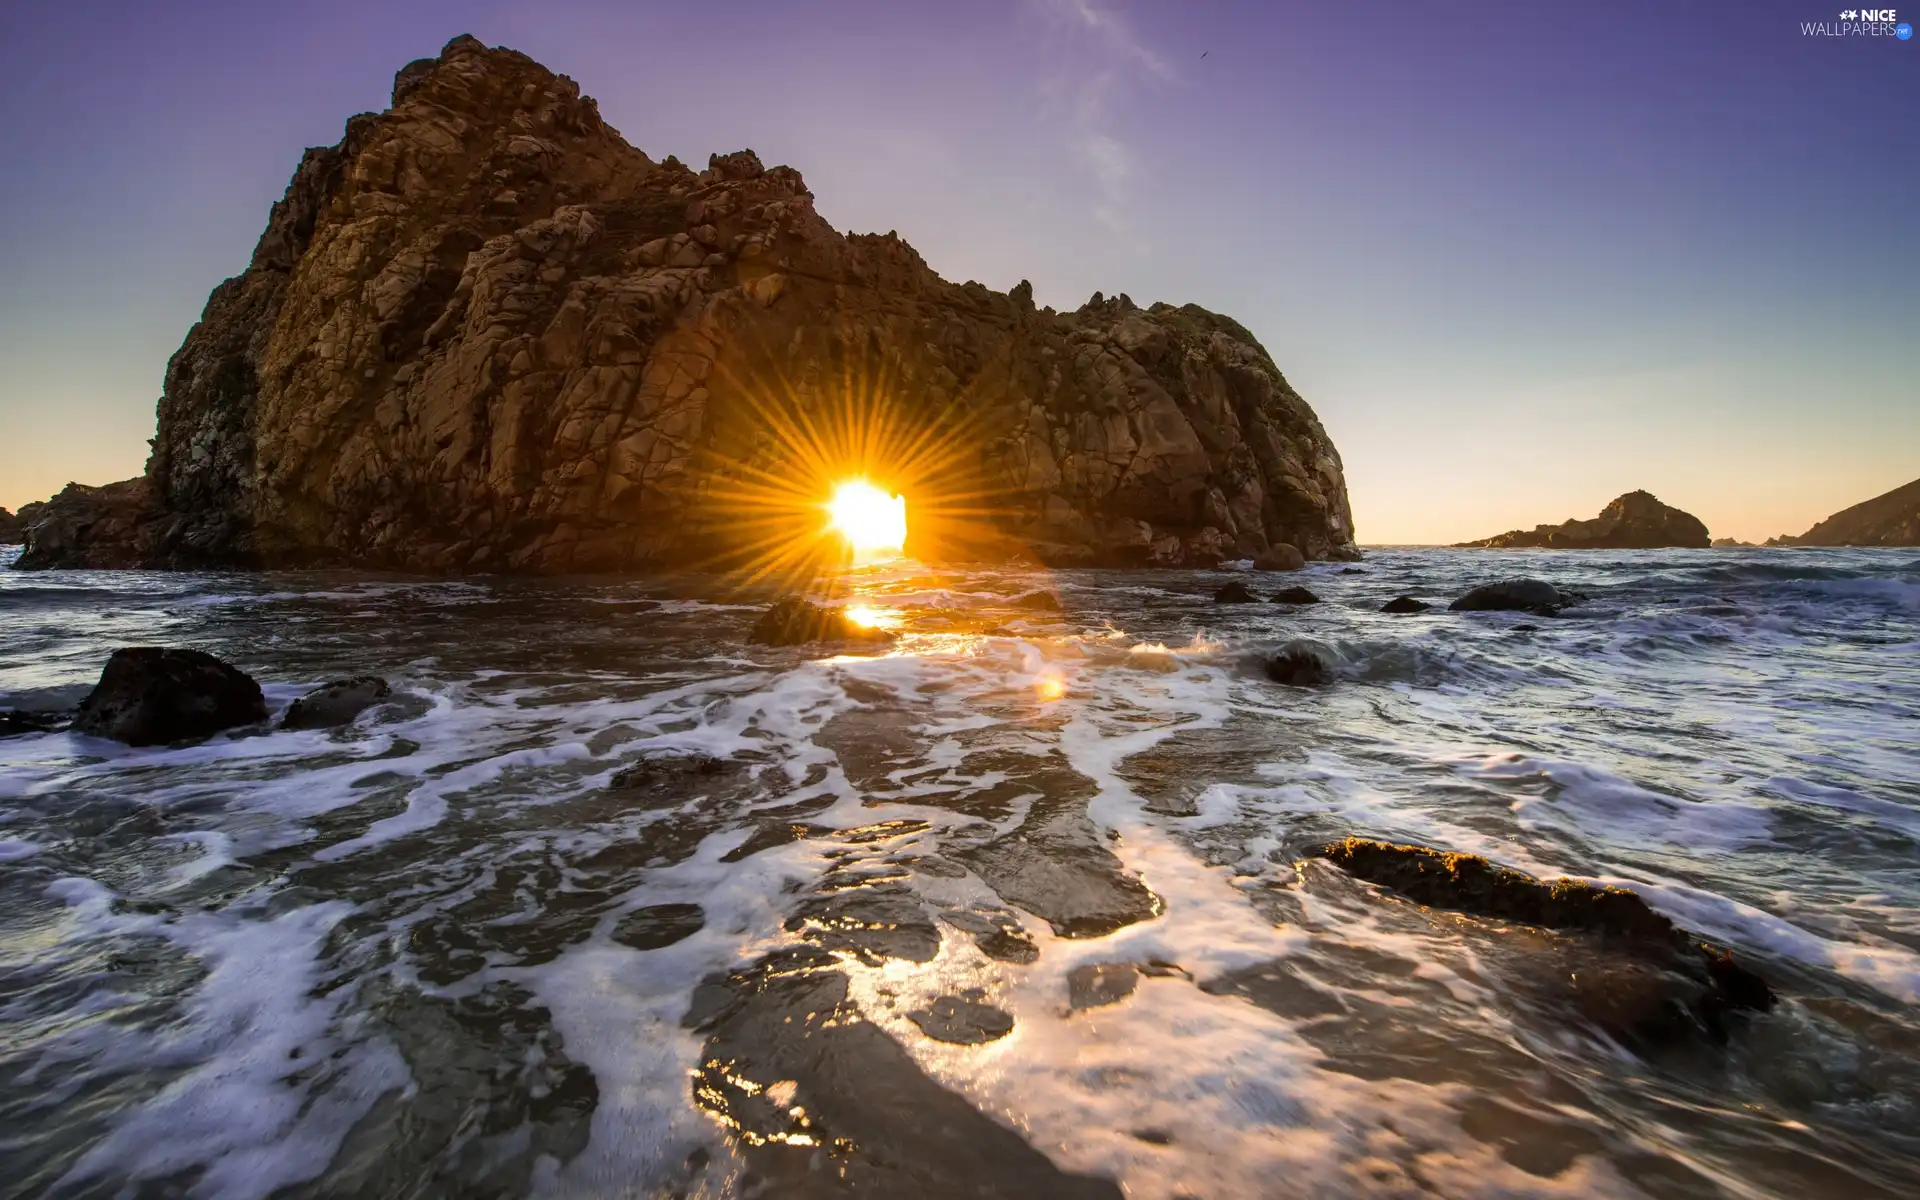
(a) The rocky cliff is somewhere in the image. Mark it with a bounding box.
[1766,477,1920,547]
[0,507,22,545]
[17,35,1357,573]
[1456,490,1710,550]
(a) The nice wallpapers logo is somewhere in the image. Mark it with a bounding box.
[1803,7,1914,35]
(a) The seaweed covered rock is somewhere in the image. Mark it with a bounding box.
[1311,837,1775,1046]
[73,647,267,746]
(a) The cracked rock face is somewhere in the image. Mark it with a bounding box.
[19,34,1358,573]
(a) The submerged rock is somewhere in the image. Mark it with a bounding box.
[1252,544,1306,571]
[1457,490,1710,550]
[1449,579,1573,615]
[610,752,730,790]
[1380,596,1429,614]
[685,953,1121,1197]
[1067,963,1141,1011]
[1311,837,1775,1046]
[747,595,892,647]
[907,995,1014,1044]
[0,709,66,738]
[17,36,1357,574]
[612,903,705,951]
[1213,581,1260,604]
[1270,586,1320,604]
[1012,590,1063,611]
[1265,643,1336,687]
[72,648,267,746]
[282,675,392,729]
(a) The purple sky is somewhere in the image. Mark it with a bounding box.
[1,0,1914,542]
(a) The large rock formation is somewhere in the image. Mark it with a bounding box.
[1455,491,1709,550]
[0,507,22,545]
[1766,477,1920,547]
[16,35,1357,574]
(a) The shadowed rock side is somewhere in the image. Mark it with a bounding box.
[1456,490,1709,550]
[1767,476,1920,547]
[17,34,1357,573]
[0,507,21,544]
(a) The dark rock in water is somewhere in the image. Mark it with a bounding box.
[1067,963,1140,1011]
[72,648,267,746]
[0,506,22,545]
[1380,596,1429,614]
[1768,475,1920,546]
[686,954,1121,1197]
[1512,623,1540,633]
[747,594,893,647]
[1213,581,1259,604]
[954,772,1159,939]
[1316,838,1676,938]
[907,995,1014,1044]
[941,909,1039,963]
[282,675,392,729]
[612,903,705,950]
[1265,644,1335,687]
[1340,567,1365,575]
[1311,837,1775,1046]
[1252,544,1306,572]
[1013,590,1063,611]
[1270,586,1320,604]
[1449,579,1572,615]
[1456,490,1710,550]
[785,889,941,965]
[15,37,1356,575]
[0,709,67,738]
[610,752,730,790]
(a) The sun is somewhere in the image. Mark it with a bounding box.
[826,481,907,558]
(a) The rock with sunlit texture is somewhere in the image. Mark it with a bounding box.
[16,35,1360,573]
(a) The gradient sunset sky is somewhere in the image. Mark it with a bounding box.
[1,0,1914,544]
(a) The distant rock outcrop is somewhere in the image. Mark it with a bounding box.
[16,35,1357,573]
[1766,477,1920,547]
[1456,491,1709,550]
[0,507,21,545]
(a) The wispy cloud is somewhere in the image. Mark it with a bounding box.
[1034,0,1174,231]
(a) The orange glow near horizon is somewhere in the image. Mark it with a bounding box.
[826,481,907,559]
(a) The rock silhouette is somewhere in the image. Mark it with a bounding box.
[1457,491,1709,550]
[1767,476,1920,547]
[17,35,1357,574]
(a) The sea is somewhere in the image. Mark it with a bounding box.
[1,543,1916,1199]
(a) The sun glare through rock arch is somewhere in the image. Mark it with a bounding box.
[826,481,908,560]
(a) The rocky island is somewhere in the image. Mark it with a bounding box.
[13,35,1357,574]
[1766,476,1920,547]
[1455,490,1710,550]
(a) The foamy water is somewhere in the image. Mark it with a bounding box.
[1,545,1916,1197]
